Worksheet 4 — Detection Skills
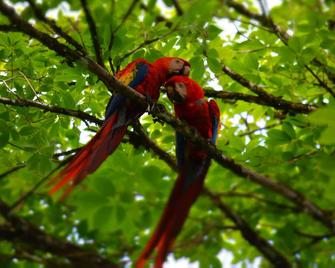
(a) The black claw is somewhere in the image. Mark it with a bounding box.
[145,94,155,113]
[152,104,166,125]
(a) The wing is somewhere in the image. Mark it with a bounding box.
[208,99,220,143]
[105,60,149,119]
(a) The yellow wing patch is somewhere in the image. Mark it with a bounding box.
[118,72,134,85]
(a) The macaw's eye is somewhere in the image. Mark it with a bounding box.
[175,82,186,91]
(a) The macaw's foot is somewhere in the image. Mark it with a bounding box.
[152,103,167,125]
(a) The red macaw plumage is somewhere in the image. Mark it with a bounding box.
[48,57,190,200]
[136,76,220,267]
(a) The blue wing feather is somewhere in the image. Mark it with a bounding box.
[211,116,218,143]
[129,62,149,88]
[209,100,220,144]
[104,94,126,120]
[104,62,149,120]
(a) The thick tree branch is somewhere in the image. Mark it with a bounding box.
[204,88,316,114]
[0,199,119,268]
[80,0,105,68]
[0,2,81,62]
[26,0,86,54]
[204,189,291,268]
[0,24,19,32]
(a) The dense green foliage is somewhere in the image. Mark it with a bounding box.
[0,0,335,267]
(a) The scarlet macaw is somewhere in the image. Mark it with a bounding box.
[136,76,220,267]
[48,57,190,199]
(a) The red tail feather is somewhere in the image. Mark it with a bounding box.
[49,113,127,198]
[136,161,210,267]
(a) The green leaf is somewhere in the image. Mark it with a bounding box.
[309,106,335,126]
[267,129,291,145]
[206,25,222,40]
[282,122,296,139]
[319,125,335,144]
[189,56,205,81]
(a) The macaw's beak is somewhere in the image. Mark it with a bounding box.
[181,64,190,76]
[166,85,185,104]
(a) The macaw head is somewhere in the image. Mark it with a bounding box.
[165,76,204,104]
[153,57,190,78]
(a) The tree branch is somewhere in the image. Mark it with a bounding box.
[238,123,280,136]
[224,0,335,97]
[172,0,183,16]
[118,29,176,66]
[0,24,19,32]
[0,164,26,181]
[0,199,119,268]
[0,96,103,125]
[112,0,138,35]
[225,0,289,42]
[9,161,68,211]
[204,87,316,114]
[80,0,105,68]
[26,0,86,54]
[139,3,173,28]
[217,190,299,212]
[204,189,291,268]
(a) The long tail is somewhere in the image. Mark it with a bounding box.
[48,111,129,200]
[136,159,211,268]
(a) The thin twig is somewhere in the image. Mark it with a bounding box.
[108,0,138,73]
[305,65,335,98]
[257,0,268,16]
[118,29,176,66]
[0,96,103,125]
[53,147,82,159]
[239,123,280,136]
[172,0,183,16]
[112,0,138,35]
[0,164,26,181]
[80,0,105,68]
[9,160,69,211]
[18,71,42,101]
